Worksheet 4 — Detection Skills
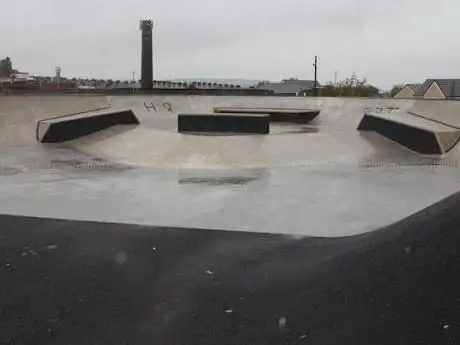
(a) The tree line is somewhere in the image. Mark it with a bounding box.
[319,74,381,97]
[258,74,384,97]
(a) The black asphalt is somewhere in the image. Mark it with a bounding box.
[1,191,460,344]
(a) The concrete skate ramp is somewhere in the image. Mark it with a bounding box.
[177,112,270,134]
[69,123,416,169]
[70,95,416,170]
[213,106,321,123]
[113,95,417,130]
[71,95,460,169]
[358,111,460,154]
[0,95,110,146]
[408,99,460,128]
[3,94,460,238]
[37,109,140,143]
[3,95,460,345]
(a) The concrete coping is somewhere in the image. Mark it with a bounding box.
[178,112,270,117]
[364,111,460,133]
[37,109,139,142]
[40,108,133,123]
[213,107,320,114]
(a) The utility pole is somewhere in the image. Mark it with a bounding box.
[132,71,136,92]
[313,55,318,97]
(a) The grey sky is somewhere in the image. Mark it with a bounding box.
[1,0,458,89]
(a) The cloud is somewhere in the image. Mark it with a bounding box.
[1,0,459,88]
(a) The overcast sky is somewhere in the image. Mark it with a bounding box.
[1,0,458,89]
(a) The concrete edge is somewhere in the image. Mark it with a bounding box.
[177,113,270,134]
[35,106,112,141]
[357,112,444,154]
[37,109,140,143]
[407,111,460,130]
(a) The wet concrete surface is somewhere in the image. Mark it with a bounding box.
[2,95,460,344]
[1,94,460,236]
[1,190,460,344]
[1,162,460,236]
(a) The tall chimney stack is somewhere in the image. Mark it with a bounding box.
[139,20,153,90]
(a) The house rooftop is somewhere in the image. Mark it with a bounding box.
[281,79,320,88]
[414,79,460,98]
[405,83,422,91]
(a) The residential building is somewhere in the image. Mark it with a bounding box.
[393,84,421,98]
[413,79,460,100]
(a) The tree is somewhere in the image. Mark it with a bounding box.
[318,74,380,97]
[319,83,338,97]
[256,80,270,87]
[390,84,405,97]
[0,57,13,78]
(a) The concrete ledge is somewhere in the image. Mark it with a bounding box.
[178,113,269,134]
[213,107,321,123]
[37,109,140,143]
[358,111,460,154]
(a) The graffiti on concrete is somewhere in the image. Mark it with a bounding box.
[144,101,173,113]
[364,106,400,113]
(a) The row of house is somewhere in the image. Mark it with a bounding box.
[75,79,245,90]
[257,77,460,100]
[261,78,460,99]
[394,79,460,100]
[7,66,457,99]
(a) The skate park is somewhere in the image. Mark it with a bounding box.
[2,13,460,344]
[2,92,460,344]
[2,94,460,236]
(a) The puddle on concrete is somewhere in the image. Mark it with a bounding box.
[0,166,21,175]
[178,176,258,185]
